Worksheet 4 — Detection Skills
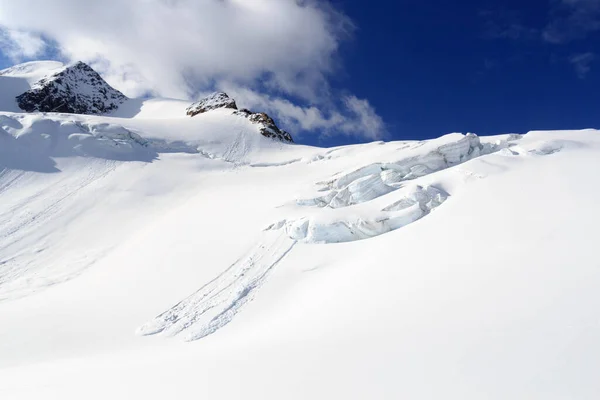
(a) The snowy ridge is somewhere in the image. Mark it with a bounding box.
[234,109,294,142]
[0,60,64,82]
[187,92,293,142]
[186,92,237,116]
[0,114,154,171]
[299,133,499,209]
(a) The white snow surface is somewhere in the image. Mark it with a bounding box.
[1,61,600,399]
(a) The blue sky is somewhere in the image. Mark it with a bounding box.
[326,0,600,144]
[1,0,599,147]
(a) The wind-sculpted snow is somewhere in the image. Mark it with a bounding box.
[0,61,64,79]
[137,231,296,341]
[298,134,504,209]
[270,185,448,244]
[0,114,204,172]
[0,114,153,167]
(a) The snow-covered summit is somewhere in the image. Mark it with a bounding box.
[15,61,127,115]
[0,60,65,82]
[1,62,293,143]
[186,92,238,116]
[186,92,293,142]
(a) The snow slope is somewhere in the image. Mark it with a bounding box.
[1,61,599,399]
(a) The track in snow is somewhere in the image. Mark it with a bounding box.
[137,231,296,341]
[0,160,118,301]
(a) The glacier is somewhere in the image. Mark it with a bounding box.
[0,61,599,400]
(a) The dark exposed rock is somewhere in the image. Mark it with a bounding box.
[185,92,237,117]
[234,109,293,143]
[16,61,127,115]
[187,92,293,143]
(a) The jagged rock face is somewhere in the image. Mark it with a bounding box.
[186,92,293,143]
[235,109,293,143]
[16,62,127,115]
[186,92,237,117]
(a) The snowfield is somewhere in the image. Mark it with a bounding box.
[1,62,600,399]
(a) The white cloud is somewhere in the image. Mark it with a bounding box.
[220,83,386,140]
[340,96,386,140]
[543,0,600,43]
[0,0,385,140]
[569,52,595,78]
[0,0,349,99]
[0,29,46,61]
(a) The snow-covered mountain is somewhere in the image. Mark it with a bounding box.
[1,61,599,399]
[186,91,237,116]
[187,92,293,142]
[14,61,127,114]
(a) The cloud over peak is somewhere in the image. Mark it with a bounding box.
[0,0,385,140]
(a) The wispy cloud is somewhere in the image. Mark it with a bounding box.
[569,52,595,78]
[481,1,600,44]
[0,0,353,100]
[480,10,539,41]
[543,0,600,43]
[0,29,46,61]
[218,83,387,140]
[480,2,600,80]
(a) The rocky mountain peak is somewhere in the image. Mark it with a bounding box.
[16,61,127,115]
[186,92,237,117]
[186,92,293,143]
[234,109,293,142]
